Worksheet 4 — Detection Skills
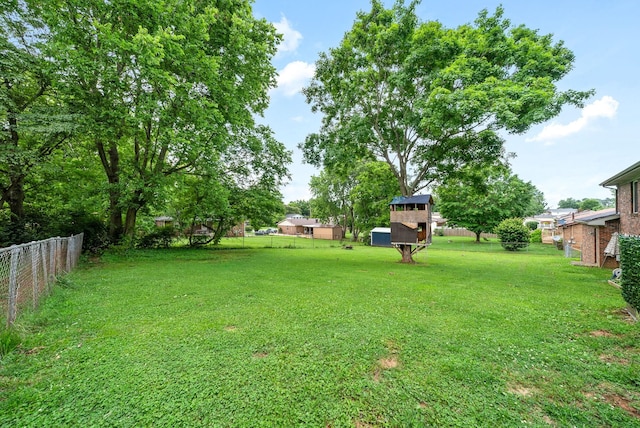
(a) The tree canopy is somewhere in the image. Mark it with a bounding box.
[301,0,592,198]
[437,165,545,242]
[29,0,288,242]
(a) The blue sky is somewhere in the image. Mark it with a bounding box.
[252,0,639,209]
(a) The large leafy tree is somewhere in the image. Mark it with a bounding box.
[437,165,544,242]
[302,1,590,263]
[31,0,285,242]
[0,2,75,243]
[301,0,592,199]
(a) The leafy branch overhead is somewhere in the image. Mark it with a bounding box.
[301,0,592,197]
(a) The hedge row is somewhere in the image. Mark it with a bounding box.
[619,235,640,312]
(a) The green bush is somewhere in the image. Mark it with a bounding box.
[495,218,530,251]
[136,226,175,249]
[529,228,542,243]
[619,235,640,312]
[525,221,539,231]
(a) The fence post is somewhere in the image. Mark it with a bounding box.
[8,247,20,327]
[41,241,49,290]
[66,237,72,272]
[32,242,39,309]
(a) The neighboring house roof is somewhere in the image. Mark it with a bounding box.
[154,216,174,221]
[545,208,578,217]
[600,160,640,187]
[431,212,447,225]
[558,208,619,226]
[277,218,339,228]
[390,194,433,205]
[278,218,320,226]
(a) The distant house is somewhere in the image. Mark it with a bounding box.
[276,218,343,240]
[557,208,619,268]
[154,216,174,228]
[600,160,640,236]
[311,224,343,240]
[524,208,578,244]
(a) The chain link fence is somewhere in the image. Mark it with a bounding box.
[0,234,83,327]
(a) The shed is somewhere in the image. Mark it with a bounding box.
[312,224,343,240]
[370,227,392,247]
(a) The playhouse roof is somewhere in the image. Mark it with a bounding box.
[389,194,433,205]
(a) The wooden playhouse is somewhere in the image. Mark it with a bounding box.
[389,194,433,253]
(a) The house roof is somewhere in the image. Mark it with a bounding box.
[389,194,433,205]
[559,208,619,226]
[277,218,340,228]
[600,160,640,187]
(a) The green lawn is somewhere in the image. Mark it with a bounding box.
[1,238,638,426]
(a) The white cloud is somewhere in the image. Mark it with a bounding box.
[272,61,316,97]
[273,15,302,55]
[527,96,619,143]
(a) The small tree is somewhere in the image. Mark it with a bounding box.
[495,218,530,251]
[619,235,640,313]
[525,221,539,231]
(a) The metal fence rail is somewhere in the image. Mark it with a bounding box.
[0,234,83,327]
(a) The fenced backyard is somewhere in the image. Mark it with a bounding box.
[0,234,83,327]
[0,237,637,426]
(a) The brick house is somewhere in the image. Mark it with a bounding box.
[557,208,619,268]
[277,218,343,240]
[600,160,640,236]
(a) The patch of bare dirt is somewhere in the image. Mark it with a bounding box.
[590,330,614,337]
[223,325,237,332]
[599,354,630,365]
[372,356,400,383]
[507,383,538,397]
[253,352,268,358]
[23,346,45,355]
[604,393,640,419]
[378,357,399,369]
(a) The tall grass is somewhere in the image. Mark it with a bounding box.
[0,240,637,426]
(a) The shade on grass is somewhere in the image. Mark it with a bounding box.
[1,239,638,426]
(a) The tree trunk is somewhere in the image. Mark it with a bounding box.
[96,139,123,243]
[124,206,139,239]
[124,189,146,238]
[399,244,415,263]
[475,232,481,242]
[4,174,26,222]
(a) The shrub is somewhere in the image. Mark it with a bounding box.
[530,229,542,243]
[136,226,175,249]
[525,221,539,231]
[495,218,530,251]
[619,235,640,312]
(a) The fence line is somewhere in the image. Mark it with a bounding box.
[1,234,83,327]
[436,228,498,239]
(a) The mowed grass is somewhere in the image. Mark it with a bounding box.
[1,239,638,427]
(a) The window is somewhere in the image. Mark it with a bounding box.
[633,181,639,214]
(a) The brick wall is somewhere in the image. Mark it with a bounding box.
[581,225,597,266]
[618,183,640,234]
